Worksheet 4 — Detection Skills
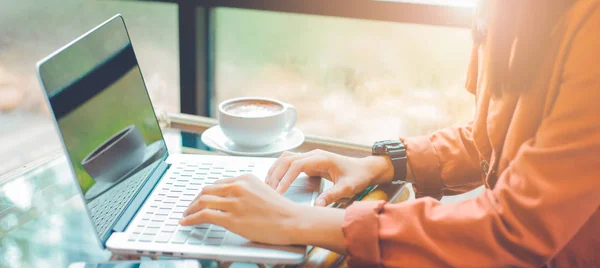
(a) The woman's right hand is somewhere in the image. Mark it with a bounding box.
[265,149,394,206]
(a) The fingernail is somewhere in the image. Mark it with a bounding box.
[316,198,326,206]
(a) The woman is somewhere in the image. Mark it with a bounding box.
[181,1,600,267]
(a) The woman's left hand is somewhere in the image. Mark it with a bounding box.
[180,174,301,245]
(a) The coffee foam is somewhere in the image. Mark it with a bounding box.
[224,100,282,118]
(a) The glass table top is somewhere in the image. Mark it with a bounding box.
[0,153,111,267]
[0,122,371,268]
[0,128,224,268]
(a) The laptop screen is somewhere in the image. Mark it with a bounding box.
[37,15,167,240]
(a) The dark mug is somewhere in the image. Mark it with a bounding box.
[81,125,146,183]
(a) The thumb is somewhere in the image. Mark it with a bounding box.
[315,184,352,206]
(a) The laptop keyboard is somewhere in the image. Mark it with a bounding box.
[88,165,153,239]
[127,159,256,246]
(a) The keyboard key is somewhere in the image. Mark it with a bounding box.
[137,219,150,227]
[170,212,184,219]
[195,224,211,229]
[164,219,179,226]
[187,231,205,245]
[155,232,174,243]
[148,221,162,228]
[141,213,153,220]
[143,228,159,235]
[131,227,144,234]
[180,196,194,202]
[156,208,170,216]
[177,199,194,207]
[128,233,139,241]
[138,234,154,242]
[171,230,191,244]
[163,198,177,204]
[160,203,176,210]
[162,225,177,232]
[184,188,198,194]
[185,182,204,188]
[179,225,193,232]
[173,206,187,213]
[166,193,180,198]
[193,229,208,237]
[158,190,169,196]
[175,202,190,208]
[152,215,168,222]
[208,230,226,239]
[205,237,223,246]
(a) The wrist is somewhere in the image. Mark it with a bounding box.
[288,204,347,254]
[364,155,395,185]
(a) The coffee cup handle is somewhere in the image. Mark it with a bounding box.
[283,104,297,134]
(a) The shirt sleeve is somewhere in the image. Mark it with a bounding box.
[343,7,600,267]
[402,123,483,199]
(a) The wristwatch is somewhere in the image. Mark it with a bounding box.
[372,140,408,182]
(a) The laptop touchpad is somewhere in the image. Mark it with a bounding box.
[283,175,321,205]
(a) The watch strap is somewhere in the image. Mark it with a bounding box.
[372,140,407,182]
[389,146,407,182]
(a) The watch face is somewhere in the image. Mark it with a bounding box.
[373,140,405,155]
[372,142,387,155]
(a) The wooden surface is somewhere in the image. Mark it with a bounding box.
[166,113,372,157]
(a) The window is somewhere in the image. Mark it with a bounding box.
[0,0,178,175]
[214,8,474,145]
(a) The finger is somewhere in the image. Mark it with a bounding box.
[214,176,241,185]
[276,157,318,194]
[200,183,241,197]
[266,151,297,184]
[180,208,230,227]
[315,184,353,206]
[266,153,309,189]
[192,178,236,203]
[184,195,235,217]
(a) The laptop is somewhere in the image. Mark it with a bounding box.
[36,14,321,265]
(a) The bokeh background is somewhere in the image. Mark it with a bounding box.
[0,0,474,175]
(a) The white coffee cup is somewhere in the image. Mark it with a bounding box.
[218,97,297,148]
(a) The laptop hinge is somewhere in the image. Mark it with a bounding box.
[111,160,170,233]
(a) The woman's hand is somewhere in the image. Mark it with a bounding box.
[180,174,299,245]
[265,150,394,206]
[180,174,347,253]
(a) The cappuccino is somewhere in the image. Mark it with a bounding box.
[224,100,283,118]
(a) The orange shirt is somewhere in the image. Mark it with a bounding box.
[342,1,600,267]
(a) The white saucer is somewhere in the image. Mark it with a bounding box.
[201,126,305,157]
